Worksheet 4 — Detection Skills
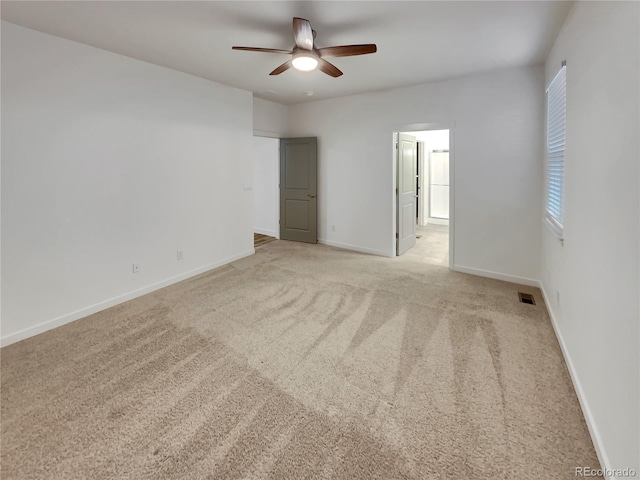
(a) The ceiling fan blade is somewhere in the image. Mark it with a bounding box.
[317,44,377,58]
[317,58,343,78]
[293,17,314,51]
[270,60,293,76]
[232,46,292,54]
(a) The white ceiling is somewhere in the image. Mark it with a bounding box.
[1,1,572,105]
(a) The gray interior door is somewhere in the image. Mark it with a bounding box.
[280,137,317,243]
[397,133,417,255]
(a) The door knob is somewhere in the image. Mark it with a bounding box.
[307,194,317,198]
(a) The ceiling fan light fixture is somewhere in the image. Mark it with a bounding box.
[292,53,318,72]
[232,17,376,77]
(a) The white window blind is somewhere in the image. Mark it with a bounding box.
[546,65,566,237]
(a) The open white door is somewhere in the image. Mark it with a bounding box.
[397,133,417,255]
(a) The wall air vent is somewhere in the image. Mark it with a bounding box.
[518,292,536,305]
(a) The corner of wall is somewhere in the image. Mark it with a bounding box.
[252,97,291,138]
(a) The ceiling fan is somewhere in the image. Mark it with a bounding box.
[232,17,377,77]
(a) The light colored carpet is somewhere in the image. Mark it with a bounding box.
[1,236,601,479]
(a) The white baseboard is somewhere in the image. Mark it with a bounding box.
[0,249,255,348]
[254,227,278,238]
[427,218,449,226]
[452,265,612,477]
[452,264,539,287]
[317,238,393,258]
[538,284,612,479]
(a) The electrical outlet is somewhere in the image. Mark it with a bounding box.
[331,225,336,232]
[133,263,141,273]
[556,290,560,305]
[177,250,184,261]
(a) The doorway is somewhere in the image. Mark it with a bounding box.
[252,136,318,248]
[394,126,453,268]
[252,136,280,247]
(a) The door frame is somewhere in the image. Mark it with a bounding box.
[392,122,455,269]
[417,141,427,227]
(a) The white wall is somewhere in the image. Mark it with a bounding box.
[251,99,287,237]
[253,137,279,238]
[1,22,254,345]
[288,65,543,283]
[540,2,639,476]
[253,97,289,138]
[413,129,450,150]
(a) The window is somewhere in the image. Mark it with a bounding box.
[545,64,566,238]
